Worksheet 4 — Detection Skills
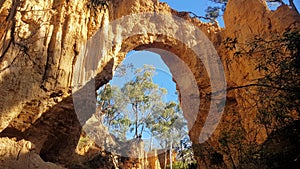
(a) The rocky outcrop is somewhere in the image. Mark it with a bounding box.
[0,137,65,169]
[147,150,161,169]
[0,0,112,165]
[157,149,177,169]
[0,0,299,168]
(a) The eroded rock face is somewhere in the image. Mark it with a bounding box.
[0,0,111,165]
[0,0,299,168]
[0,137,66,169]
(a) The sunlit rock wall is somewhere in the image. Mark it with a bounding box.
[0,0,299,168]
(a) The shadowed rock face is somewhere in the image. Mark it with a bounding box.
[0,0,299,168]
[0,137,66,169]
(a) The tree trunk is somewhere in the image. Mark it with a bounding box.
[170,140,173,169]
[164,141,167,169]
[149,134,153,151]
[133,103,139,138]
[289,0,299,13]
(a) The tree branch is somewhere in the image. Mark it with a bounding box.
[187,11,217,24]
[289,0,299,14]
[207,83,295,96]
[226,83,289,91]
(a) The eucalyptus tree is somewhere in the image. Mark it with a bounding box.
[148,101,188,169]
[97,64,191,167]
[98,65,169,139]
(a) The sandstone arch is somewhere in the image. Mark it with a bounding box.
[0,0,299,168]
[72,12,226,147]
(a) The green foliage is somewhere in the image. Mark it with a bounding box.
[97,64,189,153]
[97,64,194,169]
[256,30,300,132]
[204,0,228,21]
[226,29,300,132]
[98,65,166,139]
[176,136,195,167]
[166,161,197,169]
[221,29,300,168]
[98,84,130,140]
[205,6,221,20]
[97,64,195,169]
[149,101,187,146]
[208,0,228,11]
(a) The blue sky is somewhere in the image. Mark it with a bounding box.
[110,51,178,103]
[160,0,225,26]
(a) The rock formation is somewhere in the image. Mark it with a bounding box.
[0,0,299,168]
[0,137,66,169]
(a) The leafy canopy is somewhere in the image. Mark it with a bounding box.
[97,64,189,151]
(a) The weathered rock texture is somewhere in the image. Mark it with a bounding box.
[147,150,161,169]
[0,0,299,168]
[0,137,65,169]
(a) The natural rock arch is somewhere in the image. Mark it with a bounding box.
[72,12,227,148]
[0,0,299,167]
